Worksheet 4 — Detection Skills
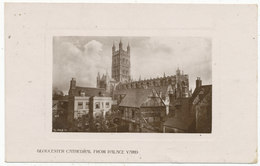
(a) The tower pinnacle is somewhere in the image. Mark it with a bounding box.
[127,42,130,54]
[119,39,123,49]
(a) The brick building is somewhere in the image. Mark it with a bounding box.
[162,78,212,133]
[190,78,212,133]
[163,97,194,133]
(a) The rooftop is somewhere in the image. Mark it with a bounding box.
[70,86,109,97]
[118,88,165,108]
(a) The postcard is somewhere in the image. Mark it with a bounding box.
[5,3,257,163]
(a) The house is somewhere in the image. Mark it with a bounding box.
[89,96,113,131]
[67,78,113,131]
[117,88,166,132]
[190,77,212,133]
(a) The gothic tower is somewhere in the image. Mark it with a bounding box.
[111,40,131,82]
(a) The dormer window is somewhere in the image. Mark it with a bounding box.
[80,91,85,96]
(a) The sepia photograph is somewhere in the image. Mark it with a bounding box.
[4,3,257,163]
[52,36,212,133]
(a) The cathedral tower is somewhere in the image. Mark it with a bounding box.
[111,40,131,82]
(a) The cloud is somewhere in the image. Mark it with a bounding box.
[130,37,211,90]
[53,39,111,94]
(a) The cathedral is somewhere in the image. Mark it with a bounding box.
[96,40,191,99]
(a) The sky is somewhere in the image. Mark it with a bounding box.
[53,36,212,95]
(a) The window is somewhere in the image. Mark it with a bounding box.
[85,102,89,109]
[95,102,100,109]
[78,102,83,109]
[106,102,110,108]
[132,110,135,118]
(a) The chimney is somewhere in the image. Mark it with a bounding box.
[70,78,76,89]
[196,77,202,88]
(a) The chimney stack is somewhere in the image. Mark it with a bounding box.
[70,78,76,89]
[196,77,202,88]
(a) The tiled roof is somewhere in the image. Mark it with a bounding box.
[71,86,108,97]
[118,89,153,108]
[151,86,169,98]
[191,85,212,102]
